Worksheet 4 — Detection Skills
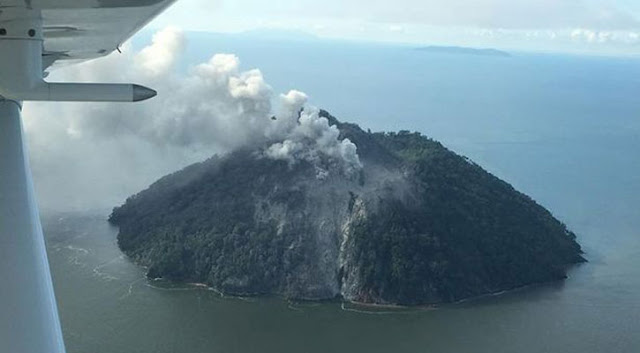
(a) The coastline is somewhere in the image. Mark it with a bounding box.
[140,270,582,312]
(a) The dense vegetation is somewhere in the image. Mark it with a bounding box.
[110,111,585,305]
[341,127,584,304]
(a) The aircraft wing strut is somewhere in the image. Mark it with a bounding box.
[0,1,177,352]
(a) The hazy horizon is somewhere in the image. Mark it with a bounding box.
[149,0,640,56]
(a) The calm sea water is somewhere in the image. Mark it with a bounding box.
[45,36,640,352]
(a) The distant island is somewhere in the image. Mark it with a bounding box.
[109,111,584,306]
[237,29,320,42]
[416,46,511,57]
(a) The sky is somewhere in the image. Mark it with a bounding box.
[149,0,640,55]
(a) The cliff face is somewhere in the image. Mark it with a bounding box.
[109,111,585,305]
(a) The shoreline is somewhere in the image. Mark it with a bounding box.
[143,275,577,311]
[138,261,586,311]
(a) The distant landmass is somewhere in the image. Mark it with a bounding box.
[416,46,511,57]
[109,111,584,306]
[237,29,320,42]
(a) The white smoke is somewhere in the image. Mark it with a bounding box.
[23,27,361,211]
[135,26,187,77]
[267,103,362,178]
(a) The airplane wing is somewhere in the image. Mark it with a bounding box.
[0,0,177,67]
[1,2,178,351]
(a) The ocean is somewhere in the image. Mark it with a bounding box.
[44,34,640,352]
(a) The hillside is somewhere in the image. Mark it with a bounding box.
[109,111,584,305]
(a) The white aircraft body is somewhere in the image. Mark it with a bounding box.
[0,1,177,352]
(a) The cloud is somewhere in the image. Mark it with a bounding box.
[24,27,360,211]
[156,0,640,31]
[358,0,640,30]
[570,28,640,44]
[388,25,405,34]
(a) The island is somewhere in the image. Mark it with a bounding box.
[109,111,584,306]
[416,46,511,57]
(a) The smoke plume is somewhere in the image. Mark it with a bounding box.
[23,27,360,212]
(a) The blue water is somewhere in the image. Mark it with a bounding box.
[48,34,640,352]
